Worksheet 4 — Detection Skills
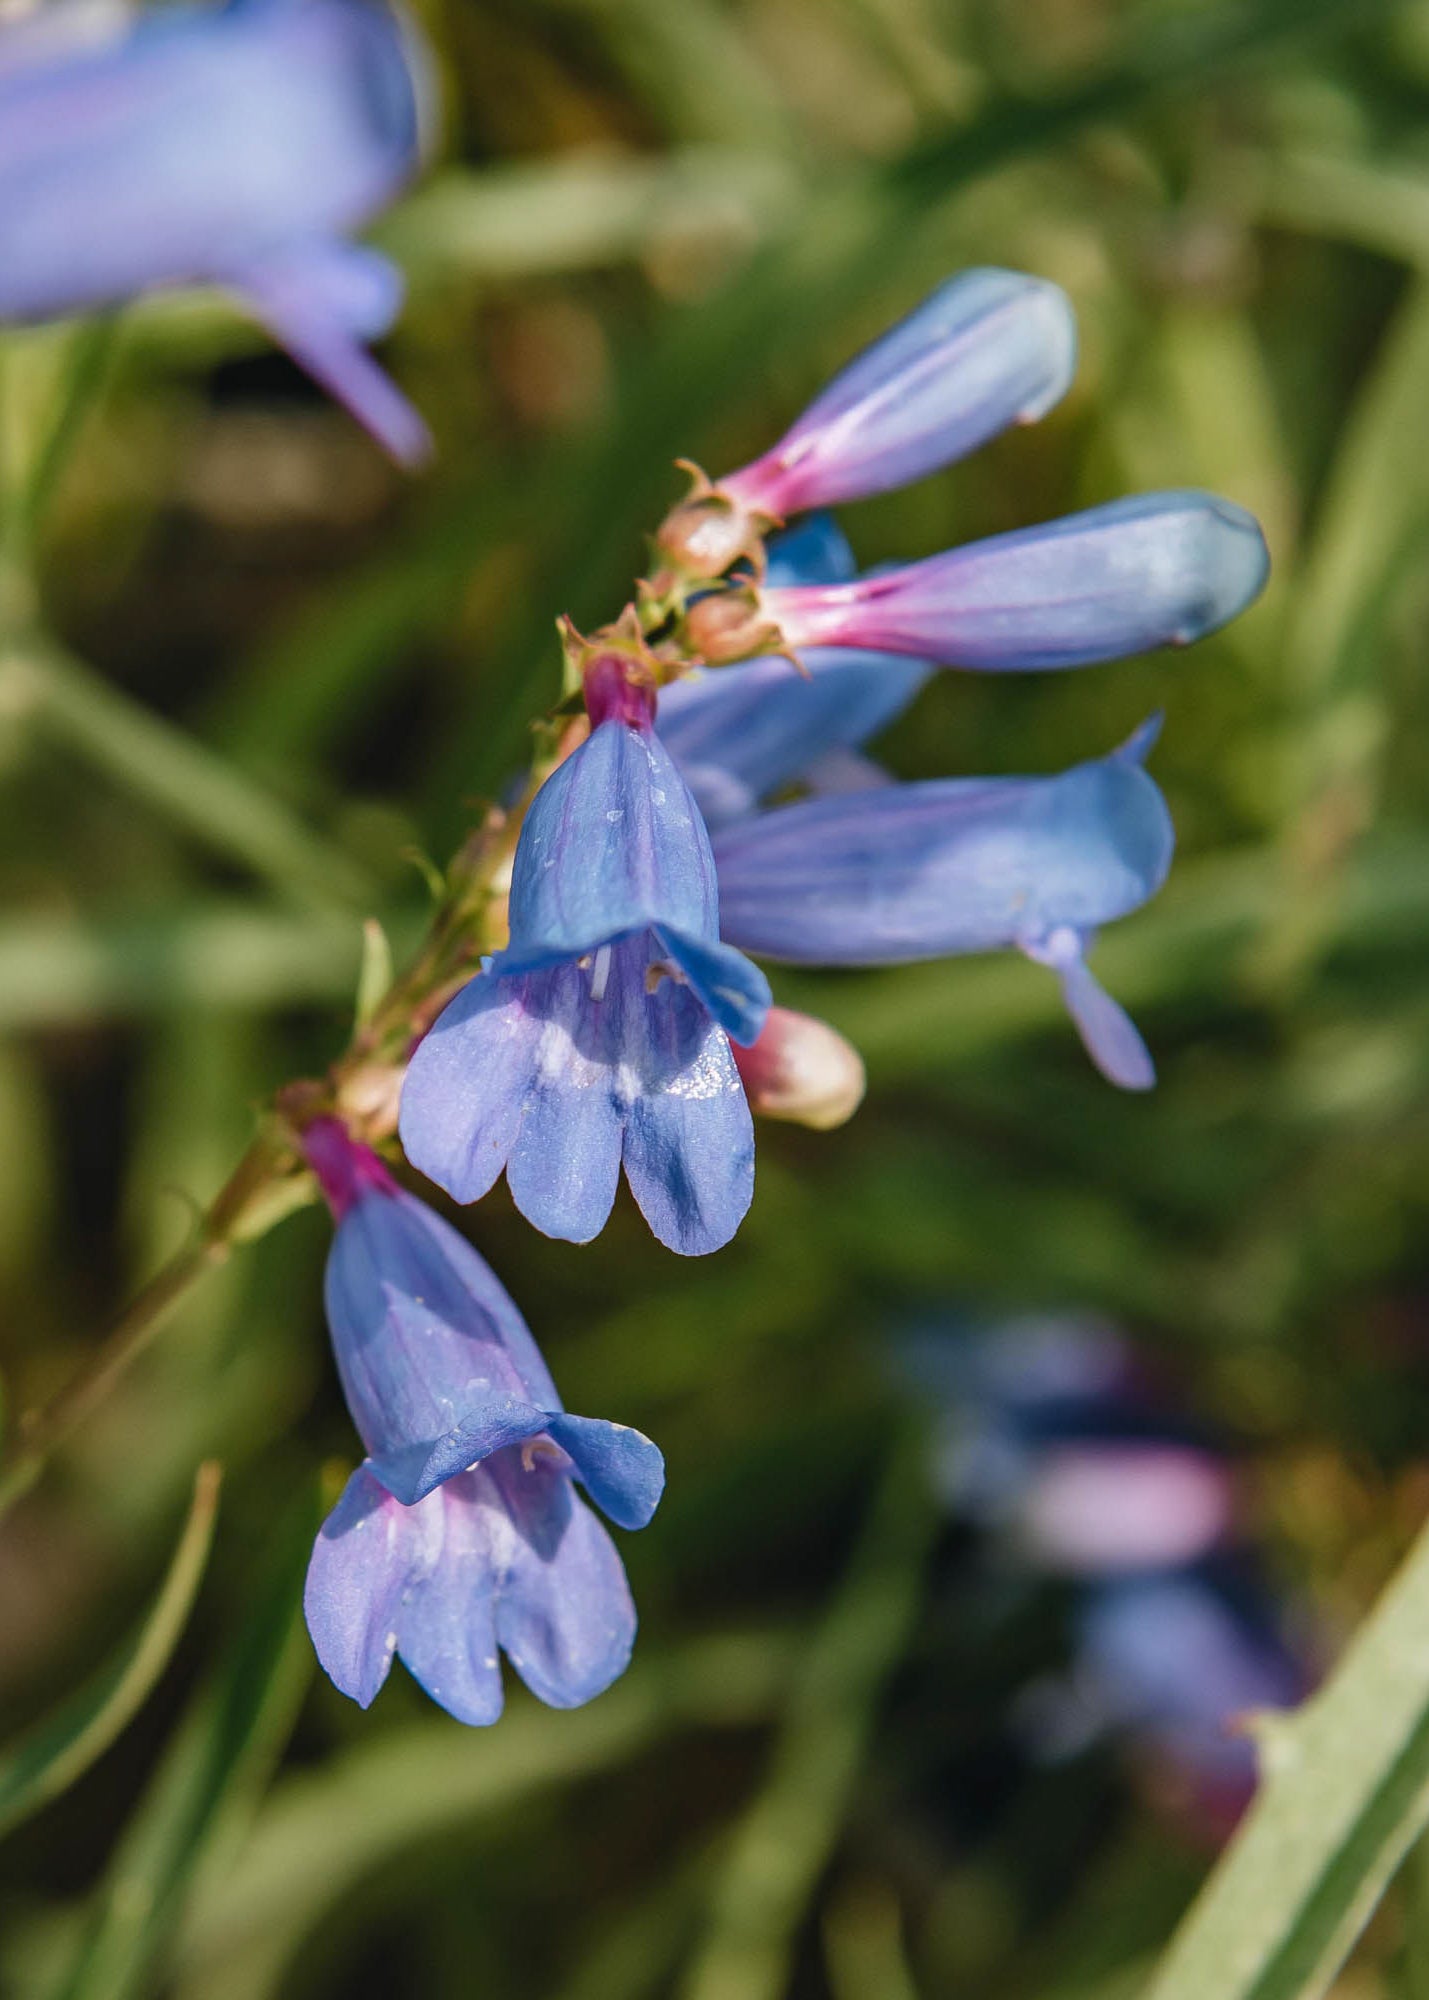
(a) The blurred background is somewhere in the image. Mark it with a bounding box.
[4,0,1429,1993]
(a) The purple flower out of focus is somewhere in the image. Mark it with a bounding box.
[0,0,434,461]
[901,1314,1311,1837]
[400,663,772,1257]
[300,1119,664,1723]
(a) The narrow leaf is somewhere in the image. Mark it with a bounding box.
[1143,1510,1429,2000]
[53,1486,317,2000]
[0,1462,221,1839]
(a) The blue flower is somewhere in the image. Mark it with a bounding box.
[305,1454,644,1724]
[660,515,930,827]
[716,268,1077,518]
[400,695,772,1254]
[759,492,1269,672]
[710,721,1173,1088]
[0,0,433,460]
[300,1118,664,1724]
[302,1118,665,1510]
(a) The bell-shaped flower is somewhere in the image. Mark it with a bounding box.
[301,1118,663,1725]
[661,515,930,827]
[753,492,1269,672]
[711,721,1172,1088]
[0,0,433,460]
[400,673,772,1255]
[716,268,1076,519]
[302,1118,666,1513]
[306,1453,647,1725]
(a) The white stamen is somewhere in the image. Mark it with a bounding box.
[589,943,612,1002]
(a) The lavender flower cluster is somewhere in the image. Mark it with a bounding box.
[0,0,1271,1727]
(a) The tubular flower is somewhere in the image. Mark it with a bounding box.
[711,721,1172,1089]
[746,492,1270,673]
[715,267,1077,520]
[659,515,930,828]
[0,0,434,460]
[301,1119,664,1724]
[400,671,771,1255]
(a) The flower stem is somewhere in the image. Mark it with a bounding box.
[0,1135,296,1520]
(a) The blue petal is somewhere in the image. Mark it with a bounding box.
[402,940,754,1255]
[326,1184,563,1503]
[659,648,931,830]
[1056,953,1155,1091]
[498,722,716,963]
[502,975,627,1243]
[389,1472,507,1727]
[620,979,755,1255]
[398,967,546,1207]
[365,1388,552,1507]
[492,719,769,1042]
[486,1454,638,1710]
[304,1464,427,1711]
[763,513,857,588]
[544,1414,666,1530]
[722,269,1076,515]
[653,929,770,1046]
[713,731,1173,963]
[1079,1575,1304,1736]
[0,0,430,453]
[237,240,430,463]
[769,492,1270,670]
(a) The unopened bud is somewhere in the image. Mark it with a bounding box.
[653,460,774,584]
[656,494,766,582]
[682,584,783,666]
[732,1006,866,1130]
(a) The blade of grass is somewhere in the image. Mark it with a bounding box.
[1142,1508,1429,2000]
[0,1463,221,1839]
[52,1486,316,2000]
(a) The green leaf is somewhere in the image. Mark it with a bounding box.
[1142,1509,1429,2000]
[0,1462,221,1840]
[52,1485,316,2000]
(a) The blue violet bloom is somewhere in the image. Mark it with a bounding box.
[716,267,1077,519]
[301,1119,664,1723]
[711,722,1173,1089]
[400,661,772,1255]
[753,492,1270,673]
[0,0,434,460]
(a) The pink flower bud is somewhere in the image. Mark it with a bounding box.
[732,1006,866,1130]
